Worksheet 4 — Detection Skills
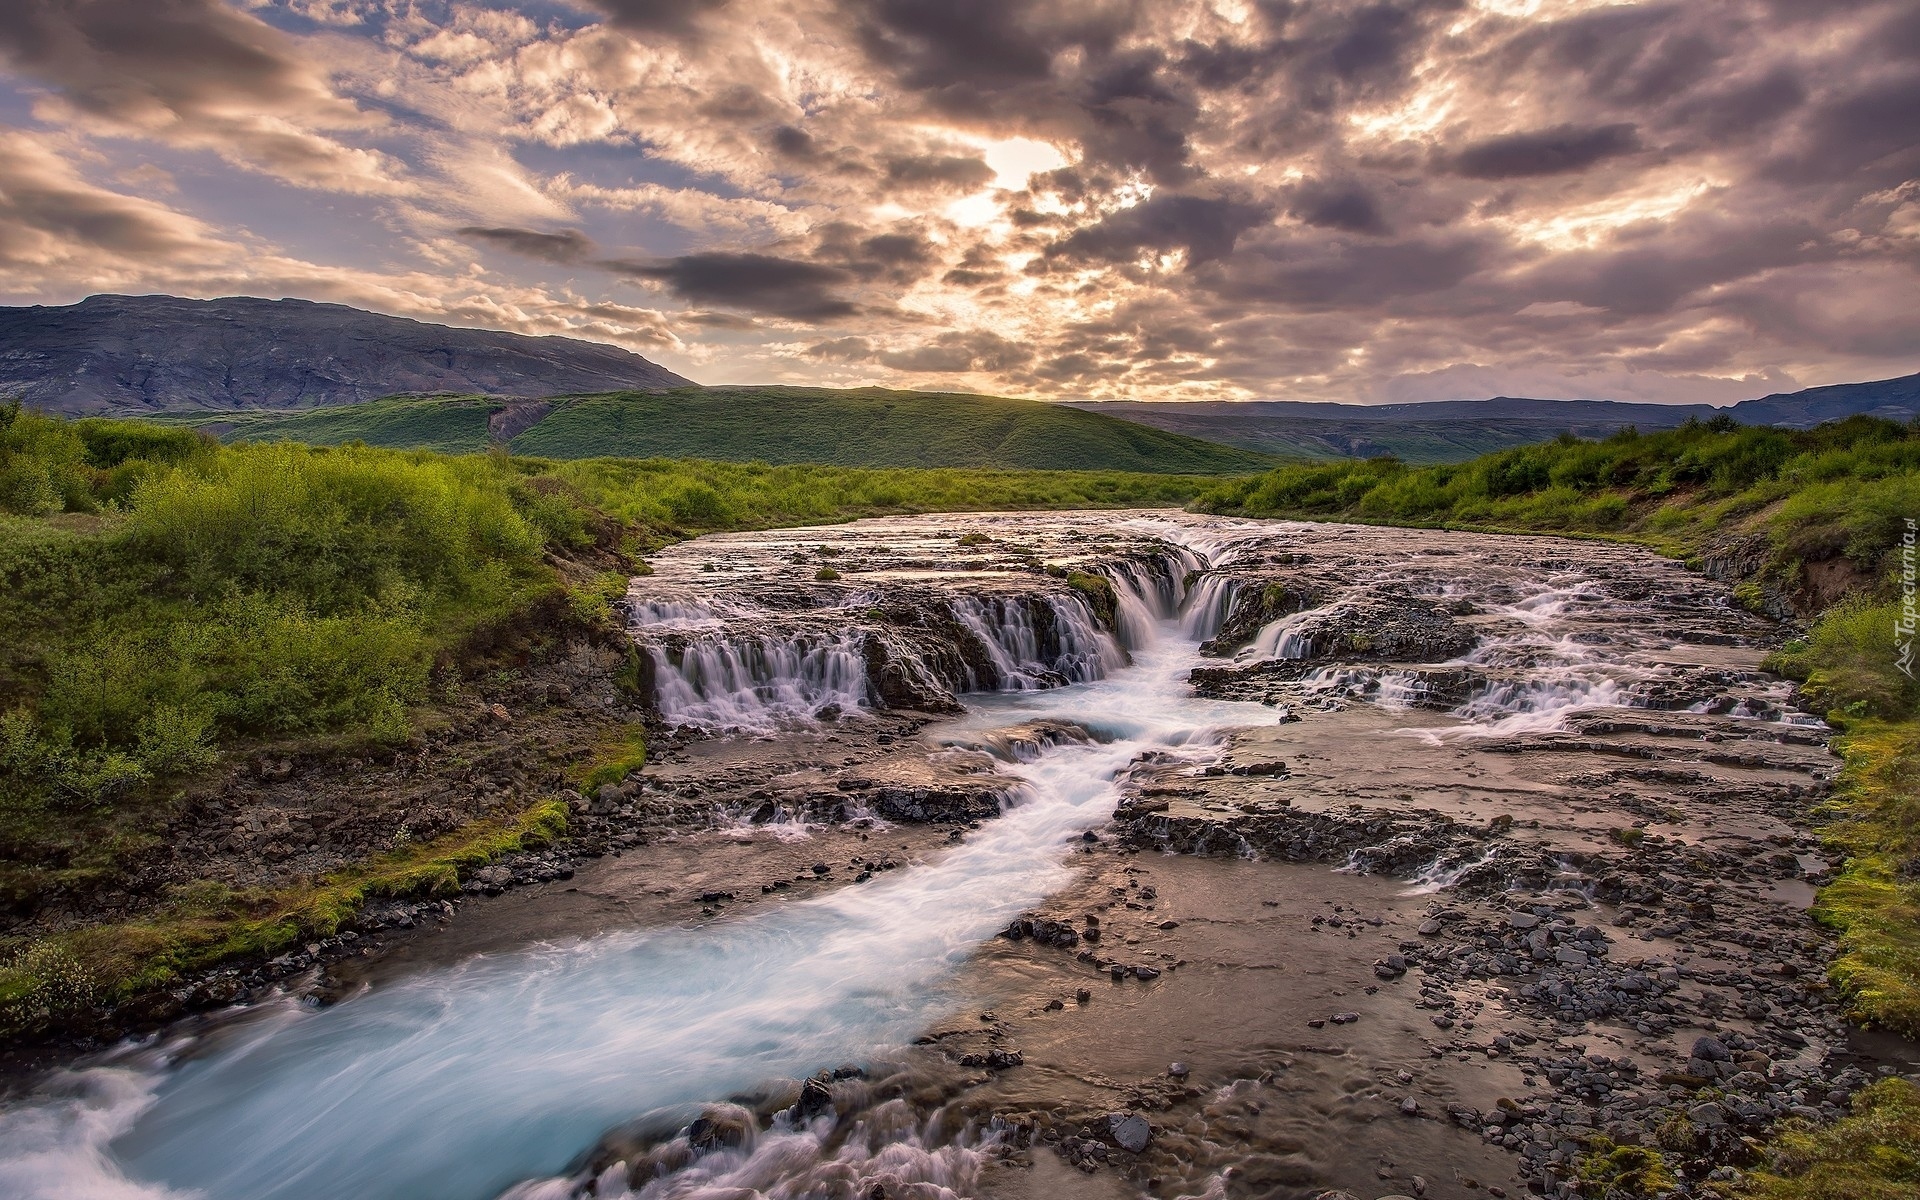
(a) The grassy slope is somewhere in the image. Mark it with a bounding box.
[160,395,498,454]
[168,388,1280,474]
[512,387,1275,473]
[0,403,1232,1030]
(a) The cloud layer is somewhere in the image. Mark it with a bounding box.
[1,0,1916,403]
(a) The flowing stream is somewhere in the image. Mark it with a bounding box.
[0,511,1830,1200]
[0,521,1268,1200]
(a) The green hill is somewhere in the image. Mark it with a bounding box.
[164,387,1278,474]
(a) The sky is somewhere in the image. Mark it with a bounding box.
[0,1,1916,405]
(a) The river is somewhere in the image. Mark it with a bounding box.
[0,512,1895,1200]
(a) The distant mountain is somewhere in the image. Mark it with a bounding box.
[165,388,1279,474]
[1726,373,1920,428]
[1070,372,1920,463]
[0,294,691,414]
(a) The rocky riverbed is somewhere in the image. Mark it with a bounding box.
[0,511,1912,1200]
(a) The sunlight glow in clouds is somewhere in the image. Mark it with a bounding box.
[0,0,1913,404]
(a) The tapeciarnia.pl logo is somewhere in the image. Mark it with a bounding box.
[1899,517,1917,680]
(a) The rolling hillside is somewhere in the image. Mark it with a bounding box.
[170,388,1280,474]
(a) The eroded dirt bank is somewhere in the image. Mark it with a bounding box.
[1,511,1913,1200]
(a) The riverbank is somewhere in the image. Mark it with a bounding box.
[0,405,1228,1041]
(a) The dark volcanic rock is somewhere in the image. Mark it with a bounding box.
[0,294,691,415]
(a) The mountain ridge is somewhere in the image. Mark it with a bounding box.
[0,294,691,414]
[1066,372,1920,461]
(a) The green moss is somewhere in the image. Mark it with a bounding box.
[1733,1079,1920,1200]
[815,565,841,581]
[0,797,569,1035]
[1064,571,1118,630]
[1574,1137,1677,1197]
[578,725,647,792]
[1809,719,1920,1035]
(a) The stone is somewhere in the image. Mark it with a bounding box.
[1691,1035,1733,1062]
[1401,1097,1420,1115]
[798,1077,834,1120]
[1508,912,1541,930]
[687,1104,755,1151]
[1168,1062,1190,1078]
[1105,1112,1152,1154]
[1417,918,1443,936]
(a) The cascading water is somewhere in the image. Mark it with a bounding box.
[648,632,870,731]
[945,595,1120,690]
[631,530,1203,731]
[1178,573,1240,641]
[1239,608,1315,661]
[0,520,1274,1200]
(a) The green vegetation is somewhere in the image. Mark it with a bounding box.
[0,798,568,1030]
[1733,1078,1920,1200]
[1802,719,1920,1036]
[157,395,498,454]
[1197,415,1920,578]
[577,725,648,793]
[1575,1136,1678,1197]
[0,401,1220,898]
[167,387,1280,474]
[0,402,1230,1031]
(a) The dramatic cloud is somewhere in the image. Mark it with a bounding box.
[0,0,1915,401]
[1446,124,1643,180]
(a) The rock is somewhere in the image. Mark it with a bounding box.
[1400,1097,1420,1115]
[487,703,512,724]
[1507,912,1541,930]
[1168,1062,1189,1078]
[1417,918,1443,936]
[797,1077,834,1120]
[1105,1112,1152,1154]
[687,1104,756,1151]
[1691,1035,1733,1062]
[472,865,512,889]
[1331,1012,1359,1024]
[1133,965,1162,980]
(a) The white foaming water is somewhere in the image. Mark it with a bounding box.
[0,577,1269,1200]
[947,594,1120,689]
[648,632,870,732]
[1239,608,1315,662]
[1178,573,1240,641]
[635,542,1201,732]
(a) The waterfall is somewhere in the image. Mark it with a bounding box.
[944,595,1108,689]
[1179,573,1240,641]
[648,632,869,731]
[629,544,1211,730]
[1239,608,1315,661]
